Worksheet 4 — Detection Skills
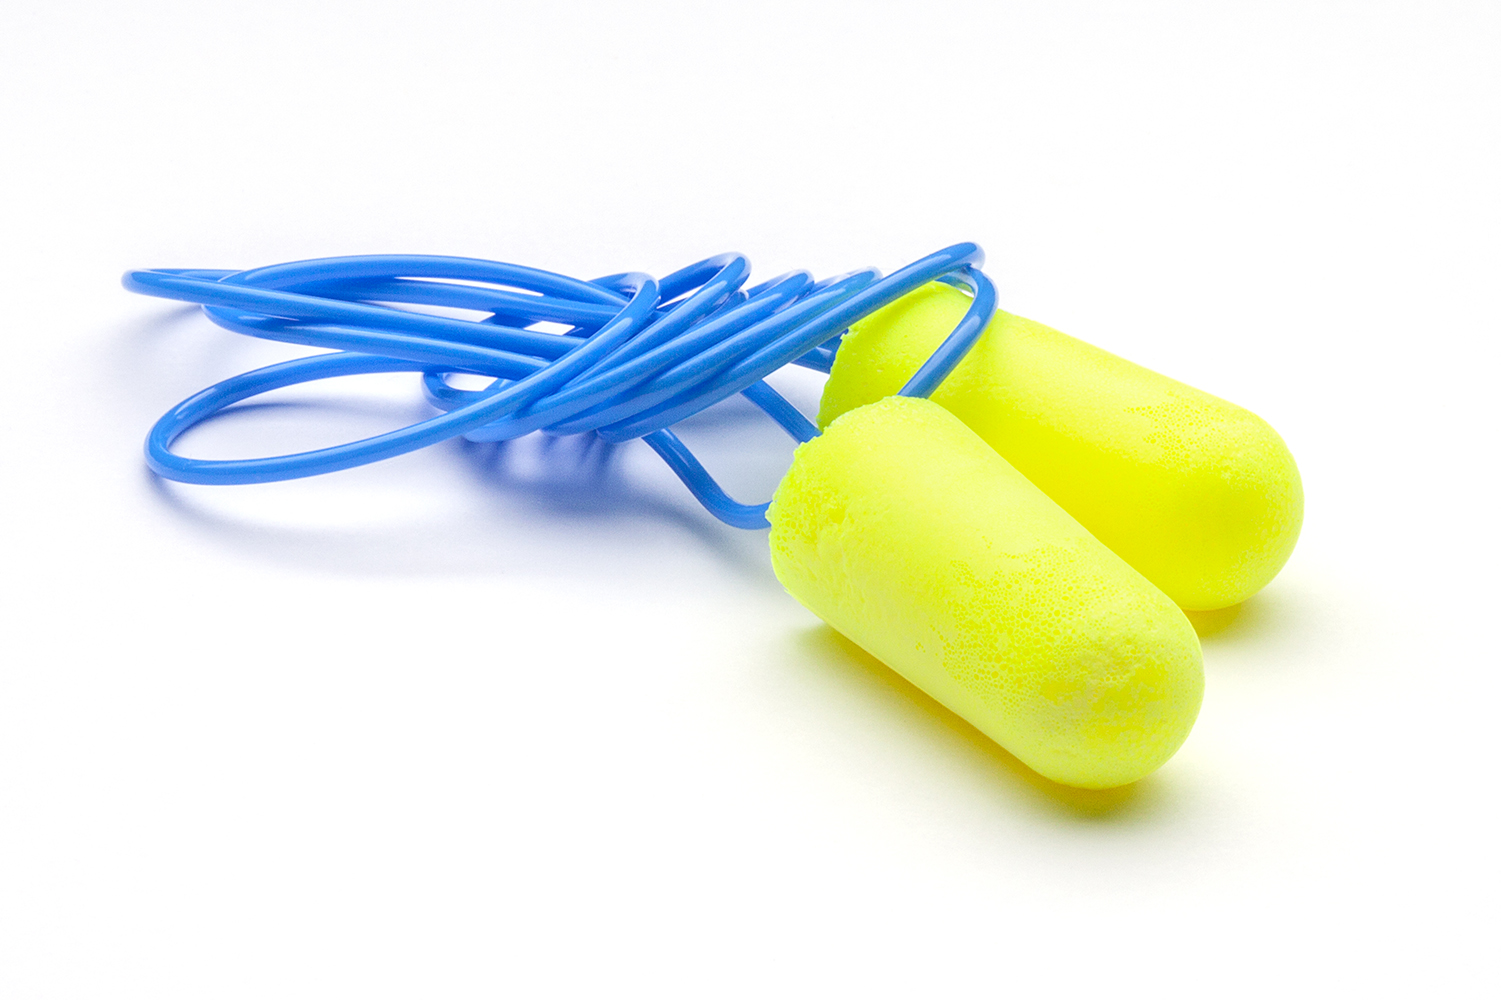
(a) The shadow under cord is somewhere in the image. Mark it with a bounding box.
[145,425,776,585]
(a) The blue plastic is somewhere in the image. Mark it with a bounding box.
[123,244,997,529]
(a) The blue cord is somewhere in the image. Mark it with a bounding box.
[123,243,997,529]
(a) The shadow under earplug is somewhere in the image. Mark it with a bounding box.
[794,625,1176,821]
[1184,587,1304,652]
[1184,604,1243,639]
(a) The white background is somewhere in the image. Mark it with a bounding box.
[1,1,1497,996]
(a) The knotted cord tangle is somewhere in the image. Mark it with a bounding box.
[125,242,997,529]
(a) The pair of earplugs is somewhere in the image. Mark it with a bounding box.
[771,286,1301,788]
[126,244,1301,790]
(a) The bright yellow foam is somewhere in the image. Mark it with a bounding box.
[818,283,1304,611]
[768,396,1204,789]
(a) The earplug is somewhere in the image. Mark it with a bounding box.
[769,395,1204,789]
[818,284,1303,610]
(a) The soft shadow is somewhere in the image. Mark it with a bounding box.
[104,305,302,413]
[452,434,771,574]
[144,434,775,585]
[1185,588,1302,651]
[795,626,1177,823]
[1185,604,1242,638]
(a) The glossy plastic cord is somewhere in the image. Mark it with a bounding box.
[123,243,997,529]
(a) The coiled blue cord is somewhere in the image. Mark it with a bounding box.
[124,242,996,529]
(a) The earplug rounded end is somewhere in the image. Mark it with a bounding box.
[770,397,1204,789]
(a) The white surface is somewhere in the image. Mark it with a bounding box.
[1,2,1497,996]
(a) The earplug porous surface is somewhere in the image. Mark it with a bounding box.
[769,395,1204,789]
[819,284,1303,610]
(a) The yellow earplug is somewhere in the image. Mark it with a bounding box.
[817,283,1303,610]
[769,396,1204,789]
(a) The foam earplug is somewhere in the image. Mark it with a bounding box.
[769,395,1204,789]
[817,283,1303,611]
